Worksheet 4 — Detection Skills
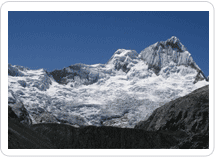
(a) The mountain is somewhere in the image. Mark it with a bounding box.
[139,36,200,73]
[8,36,209,128]
[8,115,183,149]
[8,85,208,149]
[8,105,183,149]
[135,85,209,149]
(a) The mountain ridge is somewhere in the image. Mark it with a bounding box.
[8,36,209,128]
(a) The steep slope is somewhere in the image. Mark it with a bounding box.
[8,106,56,149]
[135,85,209,149]
[8,36,209,128]
[139,36,200,73]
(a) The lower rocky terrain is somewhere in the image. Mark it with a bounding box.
[8,85,209,149]
[135,85,209,149]
[8,106,55,149]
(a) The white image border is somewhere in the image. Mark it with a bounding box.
[1,1,214,157]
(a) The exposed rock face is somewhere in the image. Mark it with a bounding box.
[193,70,208,84]
[8,106,19,119]
[8,64,26,76]
[135,85,209,149]
[31,111,59,124]
[139,36,200,74]
[8,90,17,104]
[8,102,32,125]
[171,130,209,149]
[8,89,32,125]
[135,85,209,132]
[49,63,99,85]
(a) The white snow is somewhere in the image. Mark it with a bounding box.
[8,37,209,128]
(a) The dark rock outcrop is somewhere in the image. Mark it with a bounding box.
[193,70,208,84]
[171,130,209,149]
[8,89,32,125]
[31,111,59,124]
[49,63,98,85]
[9,102,32,125]
[8,106,19,119]
[135,85,209,149]
[8,64,25,77]
[29,107,59,124]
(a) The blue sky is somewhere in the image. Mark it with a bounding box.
[8,11,209,76]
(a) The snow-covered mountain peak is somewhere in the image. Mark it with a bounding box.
[8,37,208,129]
[167,36,180,43]
[106,49,138,72]
[165,36,187,52]
[138,36,198,74]
[107,49,138,63]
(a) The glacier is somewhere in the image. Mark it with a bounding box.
[8,36,209,128]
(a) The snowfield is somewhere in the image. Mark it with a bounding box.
[8,36,209,128]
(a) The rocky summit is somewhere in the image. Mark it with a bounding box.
[8,36,209,149]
